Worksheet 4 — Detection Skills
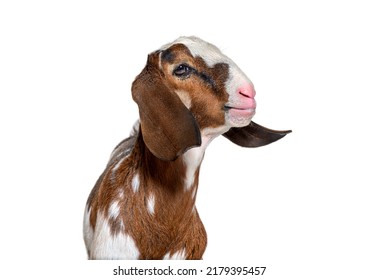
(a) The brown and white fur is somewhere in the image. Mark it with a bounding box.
[83,36,290,260]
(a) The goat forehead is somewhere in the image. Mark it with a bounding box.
[160,36,231,67]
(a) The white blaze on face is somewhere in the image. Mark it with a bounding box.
[161,36,231,67]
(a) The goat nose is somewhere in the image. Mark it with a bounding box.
[238,84,256,99]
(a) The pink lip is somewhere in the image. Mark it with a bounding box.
[229,107,255,116]
[225,106,256,120]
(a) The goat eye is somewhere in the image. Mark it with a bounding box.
[173,64,192,78]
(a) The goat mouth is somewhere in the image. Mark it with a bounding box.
[224,105,256,119]
[224,105,255,112]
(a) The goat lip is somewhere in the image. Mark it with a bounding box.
[224,105,256,111]
[225,106,256,119]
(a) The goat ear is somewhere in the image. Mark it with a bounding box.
[222,121,291,147]
[132,54,201,161]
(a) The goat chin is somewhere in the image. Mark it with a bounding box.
[83,36,291,260]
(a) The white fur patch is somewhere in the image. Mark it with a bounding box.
[146,194,155,215]
[182,127,228,190]
[182,146,203,190]
[163,249,187,260]
[161,36,228,67]
[89,212,140,260]
[131,173,140,193]
[108,201,120,219]
[83,206,94,254]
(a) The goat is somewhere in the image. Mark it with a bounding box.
[83,36,291,260]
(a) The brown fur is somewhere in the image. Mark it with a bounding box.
[87,133,207,259]
[85,43,230,259]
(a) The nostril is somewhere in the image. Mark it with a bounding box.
[237,84,256,99]
[239,91,251,98]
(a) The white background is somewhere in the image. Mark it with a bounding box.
[1,0,377,279]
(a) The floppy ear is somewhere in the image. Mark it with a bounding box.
[132,54,201,161]
[223,121,291,147]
